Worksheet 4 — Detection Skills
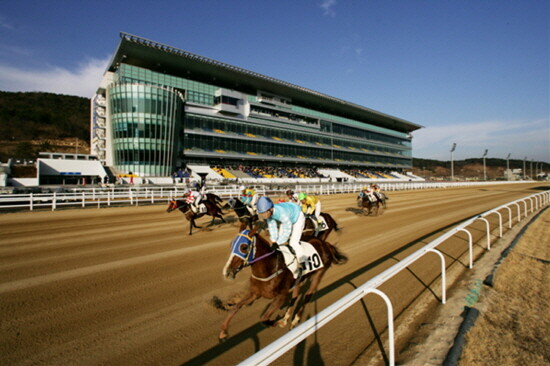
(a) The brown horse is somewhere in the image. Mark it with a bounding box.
[166,199,225,235]
[218,226,347,342]
[359,195,380,216]
[302,212,340,242]
[205,193,224,210]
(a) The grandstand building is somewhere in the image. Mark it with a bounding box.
[92,32,422,178]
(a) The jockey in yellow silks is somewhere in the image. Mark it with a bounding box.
[240,185,259,215]
[298,192,322,229]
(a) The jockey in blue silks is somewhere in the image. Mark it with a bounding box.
[256,196,305,278]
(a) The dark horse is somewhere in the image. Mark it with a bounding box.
[166,199,225,235]
[205,193,224,209]
[219,226,348,342]
[222,197,258,230]
[302,212,340,242]
[359,194,380,216]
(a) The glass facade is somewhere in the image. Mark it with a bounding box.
[109,83,183,176]
[97,38,419,176]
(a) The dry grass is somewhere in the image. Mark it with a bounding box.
[460,209,550,365]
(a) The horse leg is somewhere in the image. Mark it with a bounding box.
[290,269,327,328]
[277,284,302,328]
[219,292,259,342]
[260,294,288,327]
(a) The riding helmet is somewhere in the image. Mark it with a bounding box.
[256,196,274,213]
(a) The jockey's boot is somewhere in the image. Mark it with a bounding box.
[284,244,302,279]
[313,219,320,237]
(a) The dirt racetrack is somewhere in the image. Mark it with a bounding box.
[0,183,546,366]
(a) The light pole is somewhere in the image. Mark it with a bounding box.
[506,153,511,180]
[530,159,534,180]
[450,143,456,181]
[482,149,488,181]
[523,157,527,180]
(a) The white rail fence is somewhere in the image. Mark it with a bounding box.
[0,180,534,212]
[237,190,549,366]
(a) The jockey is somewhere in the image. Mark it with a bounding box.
[256,196,305,279]
[370,183,385,203]
[240,186,259,215]
[286,189,299,203]
[359,185,377,203]
[184,188,202,213]
[298,192,322,232]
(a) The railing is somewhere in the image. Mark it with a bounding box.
[0,180,534,212]
[236,191,549,366]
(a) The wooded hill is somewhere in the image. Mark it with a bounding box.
[0,91,90,161]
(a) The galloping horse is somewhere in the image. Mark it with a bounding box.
[302,212,340,242]
[166,199,225,235]
[222,197,258,230]
[219,226,347,342]
[359,195,380,216]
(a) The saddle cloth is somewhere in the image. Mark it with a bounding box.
[306,216,328,232]
[278,241,324,279]
[191,203,207,214]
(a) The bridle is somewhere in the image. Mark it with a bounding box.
[230,232,283,281]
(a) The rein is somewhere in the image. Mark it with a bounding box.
[240,235,283,281]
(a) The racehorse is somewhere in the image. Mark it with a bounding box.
[222,197,258,230]
[374,192,388,209]
[302,212,340,242]
[359,195,380,216]
[205,193,224,209]
[166,199,226,235]
[218,226,348,342]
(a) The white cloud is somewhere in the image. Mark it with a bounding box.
[320,0,337,17]
[0,15,15,30]
[412,119,550,162]
[0,56,110,98]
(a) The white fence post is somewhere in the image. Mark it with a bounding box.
[457,228,474,268]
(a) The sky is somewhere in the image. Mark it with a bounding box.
[0,0,548,163]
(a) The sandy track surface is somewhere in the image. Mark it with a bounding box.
[0,183,545,366]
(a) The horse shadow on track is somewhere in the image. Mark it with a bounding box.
[179,217,475,366]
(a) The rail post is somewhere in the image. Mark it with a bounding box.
[30,193,33,211]
[512,202,521,222]
[457,228,473,268]
[426,249,446,304]
[52,192,57,211]
[475,217,491,250]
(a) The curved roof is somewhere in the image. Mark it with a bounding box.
[107,32,422,134]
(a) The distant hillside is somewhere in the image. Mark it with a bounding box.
[0,91,90,160]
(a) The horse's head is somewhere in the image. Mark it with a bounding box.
[223,197,237,210]
[222,229,255,280]
[166,199,180,212]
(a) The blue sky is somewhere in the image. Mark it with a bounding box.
[1,0,548,162]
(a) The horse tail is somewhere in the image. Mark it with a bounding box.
[324,241,348,265]
[323,213,340,232]
[211,193,223,204]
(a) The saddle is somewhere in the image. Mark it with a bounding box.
[192,203,208,214]
[276,242,324,279]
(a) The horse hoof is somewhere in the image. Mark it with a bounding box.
[262,320,276,328]
[219,337,227,344]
